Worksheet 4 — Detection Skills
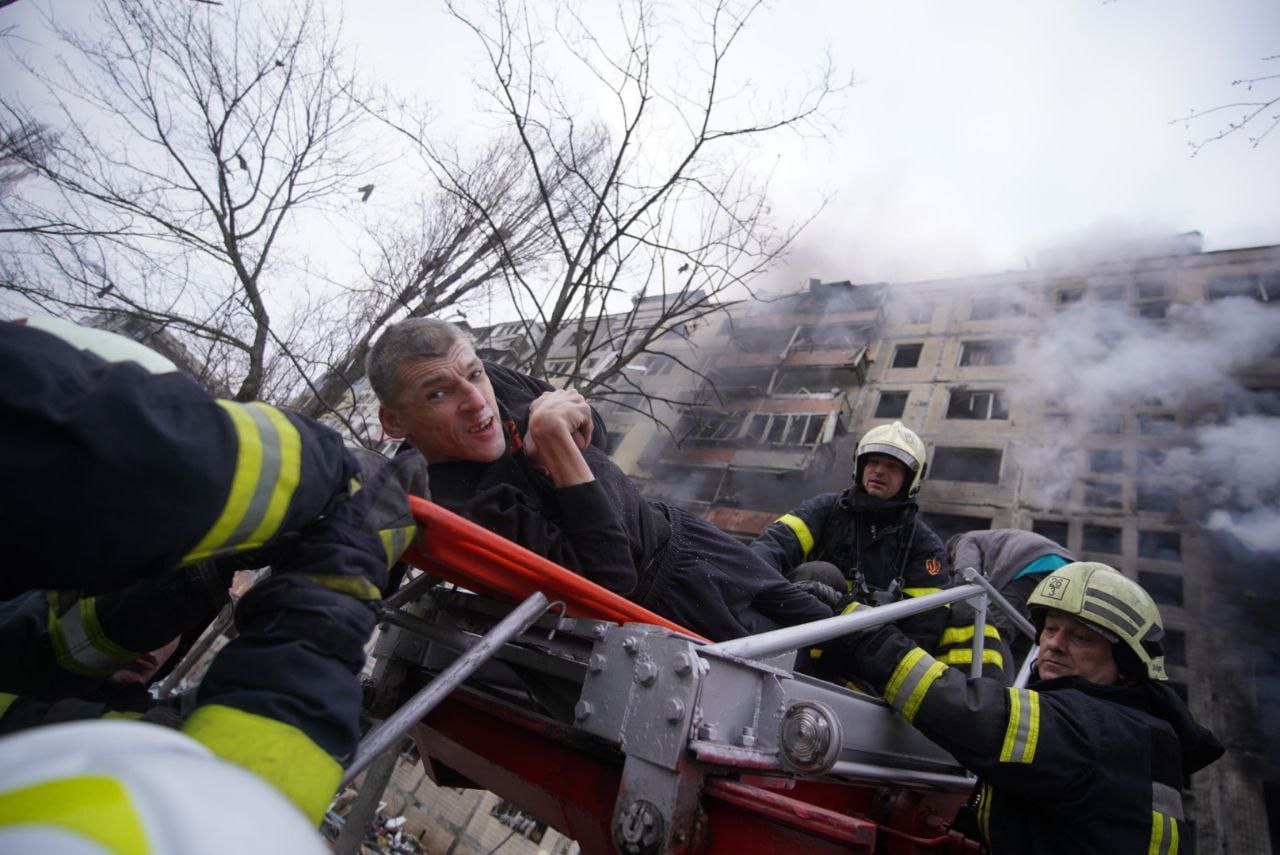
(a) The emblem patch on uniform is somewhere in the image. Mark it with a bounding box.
[1041,575,1070,600]
[925,558,941,576]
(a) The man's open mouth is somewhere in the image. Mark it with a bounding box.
[469,416,494,435]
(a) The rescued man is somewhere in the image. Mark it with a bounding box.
[368,317,835,642]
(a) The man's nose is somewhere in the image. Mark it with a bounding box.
[460,382,486,411]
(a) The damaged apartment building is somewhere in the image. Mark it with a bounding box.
[610,233,1279,855]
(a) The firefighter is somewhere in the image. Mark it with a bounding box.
[0,317,427,829]
[830,562,1223,852]
[939,528,1077,678]
[368,317,834,641]
[750,421,950,654]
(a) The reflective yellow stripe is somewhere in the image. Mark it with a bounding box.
[978,783,993,844]
[902,586,942,598]
[883,648,946,722]
[102,711,145,721]
[182,401,302,563]
[776,514,814,558]
[50,599,138,677]
[183,704,340,825]
[938,623,1002,646]
[379,524,418,568]
[0,692,16,719]
[938,648,1005,670]
[1149,811,1179,855]
[999,688,1040,763]
[0,774,150,855]
[293,574,382,601]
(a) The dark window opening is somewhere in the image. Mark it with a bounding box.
[1136,484,1178,514]
[1138,570,1184,607]
[1089,450,1124,473]
[1139,530,1181,561]
[1055,288,1085,307]
[1136,301,1169,320]
[606,429,629,455]
[892,343,923,368]
[1207,272,1277,302]
[946,389,1009,420]
[685,412,743,443]
[1138,449,1167,473]
[1095,285,1125,301]
[1044,411,1072,430]
[1084,480,1123,509]
[1082,524,1122,554]
[932,447,1003,483]
[920,512,991,545]
[1164,629,1187,667]
[1136,281,1167,300]
[1092,414,1124,434]
[958,339,1016,367]
[875,391,909,418]
[1138,414,1177,436]
[970,296,1024,321]
[1032,519,1070,548]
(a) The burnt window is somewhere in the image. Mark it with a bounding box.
[892,343,923,368]
[1044,411,1072,430]
[1032,519,1070,548]
[958,339,1016,367]
[946,389,1009,420]
[1082,524,1122,554]
[1136,301,1169,320]
[931,447,1003,483]
[686,412,744,442]
[920,512,991,545]
[875,391,909,418]
[969,296,1023,321]
[1136,483,1178,514]
[1136,282,1167,300]
[1089,450,1124,473]
[1138,570,1184,607]
[1138,414,1177,436]
[1084,480,1123,509]
[747,412,830,447]
[1092,414,1125,434]
[905,302,934,324]
[1055,288,1085,308]
[1207,272,1277,302]
[1095,284,1125,301]
[1164,628,1187,667]
[1139,530,1181,561]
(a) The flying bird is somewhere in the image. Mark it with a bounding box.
[677,262,690,273]
[357,184,375,202]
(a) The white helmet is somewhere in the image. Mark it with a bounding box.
[0,721,328,854]
[855,421,928,497]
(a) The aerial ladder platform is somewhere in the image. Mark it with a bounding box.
[351,497,1032,854]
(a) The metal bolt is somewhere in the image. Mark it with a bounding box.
[672,653,692,676]
[592,623,608,639]
[634,660,658,686]
[589,654,607,673]
[613,799,665,854]
[574,700,594,721]
[697,722,719,741]
[740,726,757,748]
[663,698,686,723]
[622,636,639,654]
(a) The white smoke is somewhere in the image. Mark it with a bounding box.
[1013,296,1280,551]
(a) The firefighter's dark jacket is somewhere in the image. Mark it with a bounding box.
[419,362,833,640]
[0,320,418,824]
[751,488,949,649]
[840,625,1224,854]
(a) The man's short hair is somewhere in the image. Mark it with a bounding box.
[366,318,472,405]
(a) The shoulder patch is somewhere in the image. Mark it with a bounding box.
[925,558,942,576]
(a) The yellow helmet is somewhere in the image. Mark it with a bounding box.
[855,421,927,497]
[1027,562,1167,681]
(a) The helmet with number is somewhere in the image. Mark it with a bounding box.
[1026,561,1167,681]
[0,721,328,854]
[855,421,928,497]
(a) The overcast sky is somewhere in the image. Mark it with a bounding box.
[347,0,1280,287]
[6,0,1278,297]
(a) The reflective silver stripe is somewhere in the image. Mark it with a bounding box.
[1152,782,1184,821]
[1090,587,1145,627]
[220,403,285,548]
[55,600,136,674]
[1081,598,1140,637]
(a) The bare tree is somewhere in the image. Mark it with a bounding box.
[0,0,373,401]
[1173,53,1280,156]
[431,0,846,424]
